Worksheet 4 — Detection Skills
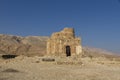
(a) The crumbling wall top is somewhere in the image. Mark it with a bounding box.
[61,28,74,34]
[51,28,75,39]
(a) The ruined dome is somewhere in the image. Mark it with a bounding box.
[47,27,82,57]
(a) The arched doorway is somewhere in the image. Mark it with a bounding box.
[66,46,71,57]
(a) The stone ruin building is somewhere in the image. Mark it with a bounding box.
[47,28,82,57]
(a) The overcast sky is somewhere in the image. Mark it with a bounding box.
[0,0,120,53]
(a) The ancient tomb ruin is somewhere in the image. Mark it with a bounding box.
[47,28,82,57]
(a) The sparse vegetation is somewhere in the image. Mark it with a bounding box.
[2,68,19,73]
[42,58,55,62]
[2,55,18,59]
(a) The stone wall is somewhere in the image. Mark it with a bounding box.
[47,28,82,57]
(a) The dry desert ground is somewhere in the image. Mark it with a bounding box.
[0,56,120,80]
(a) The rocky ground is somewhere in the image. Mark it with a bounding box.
[0,34,120,80]
[0,56,120,80]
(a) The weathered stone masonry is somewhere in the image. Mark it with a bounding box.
[47,28,82,57]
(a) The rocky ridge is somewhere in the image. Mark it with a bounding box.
[0,34,48,56]
[0,34,119,59]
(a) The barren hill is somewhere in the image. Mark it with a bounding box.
[82,47,120,61]
[0,34,119,59]
[0,34,48,56]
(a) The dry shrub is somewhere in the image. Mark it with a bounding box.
[42,58,55,62]
[2,68,19,73]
